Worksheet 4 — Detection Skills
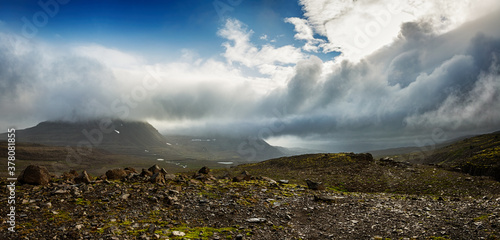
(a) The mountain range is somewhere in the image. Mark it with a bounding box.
[0,119,285,175]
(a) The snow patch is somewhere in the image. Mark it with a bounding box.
[217,162,234,165]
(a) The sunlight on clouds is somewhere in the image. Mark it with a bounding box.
[218,19,305,71]
[290,0,500,62]
[73,44,144,69]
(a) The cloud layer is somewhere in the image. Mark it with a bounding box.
[1,4,500,152]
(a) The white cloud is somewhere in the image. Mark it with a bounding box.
[284,17,324,52]
[218,19,305,72]
[289,0,500,61]
[73,44,144,69]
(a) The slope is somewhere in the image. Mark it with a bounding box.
[418,131,500,180]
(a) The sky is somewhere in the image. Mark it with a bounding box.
[1,0,500,152]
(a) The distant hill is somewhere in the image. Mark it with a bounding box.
[369,135,472,160]
[164,135,284,162]
[0,120,285,166]
[0,120,174,156]
[417,131,500,180]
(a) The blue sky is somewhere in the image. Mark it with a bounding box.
[1,0,500,152]
[0,0,315,61]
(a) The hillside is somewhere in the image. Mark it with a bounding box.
[1,153,500,239]
[415,131,500,180]
[219,152,500,196]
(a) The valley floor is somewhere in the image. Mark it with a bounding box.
[1,175,499,240]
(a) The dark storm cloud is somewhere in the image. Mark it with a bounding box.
[252,11,500,145]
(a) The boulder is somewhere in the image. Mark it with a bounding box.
[140,169,153,177]
[74,171,91,184]
[150,172,166,184]
[198,166,210,174]
[305,179,325,190]
[233,171,253,182]
[148,165,161,174]
[61,170,79,181]
[18,165,51,185]
[106,169,128,180]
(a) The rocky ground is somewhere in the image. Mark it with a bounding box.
[1,162,500,240]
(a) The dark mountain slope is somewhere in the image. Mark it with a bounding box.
[2,120,172,156]
[418,131,500,180]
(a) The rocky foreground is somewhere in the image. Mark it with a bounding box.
[1,163,500,240]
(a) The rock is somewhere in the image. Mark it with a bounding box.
[168,189,180,195]
[140,169,153,177]
[124,167,138,174]
[165,196,178,205]
[18,165,51,185]
[261,176,277,184]
[121,194,131,200]
[198,166,210,174]
[172,231,185,236]
[148,165,161,174]
[305,179,325,190]
[148,224,156,233]
[74,171,91,184]
[233,171,252,182]
[75,224,83,230]
[54,189,68,194]
[164,173,176,181]
[314,195,344,203]
[235,234,244,240]
[106,169,128,180]
[246,218,266,223]
[41,202,52,208]
[61,170,79,181]
[150,172,166,184]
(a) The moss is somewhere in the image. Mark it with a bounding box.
[75,198,91,205]
[168,225,238,239]
[474,214,491,222]
[429,237,451,240]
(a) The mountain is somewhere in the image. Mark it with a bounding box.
[0,120,285,168]
[1,120,173,156]
[163,135,284,162]
[416,131,500,180]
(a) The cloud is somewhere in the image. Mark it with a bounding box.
[218,19,305,72]
[284,17,324,52]
[2,10,500,152]
[288,0,500,61]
